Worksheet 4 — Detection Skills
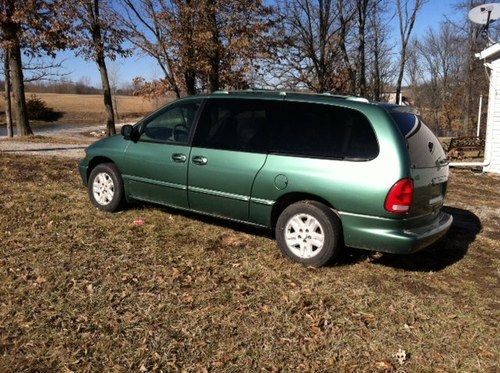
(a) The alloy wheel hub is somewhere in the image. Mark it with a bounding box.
[92,172,115,206]
[284,213,325,259]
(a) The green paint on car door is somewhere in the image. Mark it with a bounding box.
[187,148,267,220]
[121,99,203,208]
[122,142,191,208]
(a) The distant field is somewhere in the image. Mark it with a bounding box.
[0,93,171,125]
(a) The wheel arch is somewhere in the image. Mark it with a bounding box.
[87,156,116,180]
[270,192,339,228]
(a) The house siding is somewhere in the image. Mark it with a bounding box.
[484,59,500,174]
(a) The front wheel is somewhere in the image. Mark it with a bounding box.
[275,201,342,267]
[88,163,125,212]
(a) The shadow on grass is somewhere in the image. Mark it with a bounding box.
[363,206,481,272]
[133,201,275,239]
[31,110,64,122]
[132,202,480,272]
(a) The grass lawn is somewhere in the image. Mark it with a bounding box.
[0,154,498,372]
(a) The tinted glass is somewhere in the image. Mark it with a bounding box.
[141,101,201,144]
[390,112,446,168]
[390,112,419,138]
[193,98,270,152]
[270,102,378,160]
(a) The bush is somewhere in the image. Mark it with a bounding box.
[26,94,62,122]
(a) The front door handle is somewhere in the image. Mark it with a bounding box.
[172,153,187,163]
[192,155,208,165]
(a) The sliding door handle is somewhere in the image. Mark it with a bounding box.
[171,153,187,163]
[192,155,208,165]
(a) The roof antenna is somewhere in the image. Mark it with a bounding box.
[468,3,500,45]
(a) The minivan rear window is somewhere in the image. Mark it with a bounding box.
[390,112,419,138]
[389,111,446,169]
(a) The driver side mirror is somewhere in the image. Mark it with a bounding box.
[121,124,137,141]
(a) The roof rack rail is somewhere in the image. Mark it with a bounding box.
[346,97,369,103]
[320,92,370,103]
[210,89,370,103]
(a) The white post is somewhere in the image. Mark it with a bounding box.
[476,94,483,137]
[398,92,402,105]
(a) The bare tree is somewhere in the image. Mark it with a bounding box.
[119,0,182,97]
[416,22,466,135]
[71,0,129,136]
[366,0,394,101]
[276,0,354,93]
[0,0,69,136]
[405,39,423,103]
[108,62,121,120]
[337,0,357,93]
[1,2,31,135]
[355,0,369,96]
[22,57,67,83]
[449,0,492,136]
[123,0,275,97]
[2,50,12,137]
[395,0,425,103]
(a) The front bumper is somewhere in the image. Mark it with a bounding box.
[339,210,453,254]
[78,160,89,186]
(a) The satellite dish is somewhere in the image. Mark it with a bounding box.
[468,3,500,25]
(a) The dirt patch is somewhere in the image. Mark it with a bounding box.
[0,135,94,145]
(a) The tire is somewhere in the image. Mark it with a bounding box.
[88,163,125,212]
[275,200,342,267]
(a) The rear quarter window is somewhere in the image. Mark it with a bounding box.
[269,102,379,161]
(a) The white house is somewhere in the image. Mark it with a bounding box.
[476,42,500,173]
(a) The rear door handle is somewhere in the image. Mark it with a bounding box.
[171,153,187,163]
[192,155,208,165]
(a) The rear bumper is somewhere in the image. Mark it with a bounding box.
[339,210,453,254]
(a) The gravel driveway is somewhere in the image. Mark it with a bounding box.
[0,123,127,159]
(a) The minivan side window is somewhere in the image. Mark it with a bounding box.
[269,102,379,160]
[140,101,201,144]
[192,98,270,152]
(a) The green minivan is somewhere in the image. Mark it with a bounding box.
[79,91,452,267]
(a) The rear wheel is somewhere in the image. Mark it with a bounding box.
[88,163,125,212]
[275,201,342,267]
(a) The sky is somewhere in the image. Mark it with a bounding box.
[41,0,460,88]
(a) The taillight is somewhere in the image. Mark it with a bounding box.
[385,178,414,214]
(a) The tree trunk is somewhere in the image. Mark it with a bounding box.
[395,0,421,105]
[89,0,115,136]
[373,45,381,101]
[113,94,119,121]
[356,0,368,96]
[96,52,116,136]
[8,36,32,136]
[184,70,196,95]
[395,56,405,104]
[4,50,13,137]
[338,0,356,93]
[207,1,221,92]
[371,3,382,101]
[462,0,476,137]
